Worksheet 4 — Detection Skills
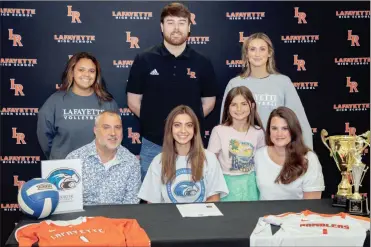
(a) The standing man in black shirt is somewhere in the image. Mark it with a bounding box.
[126,2,217,181]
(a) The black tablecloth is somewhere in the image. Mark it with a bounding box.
[5,199,370,247]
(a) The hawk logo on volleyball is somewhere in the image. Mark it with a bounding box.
[46,168,81,191]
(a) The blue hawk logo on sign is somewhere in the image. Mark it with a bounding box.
[46,168,81,191]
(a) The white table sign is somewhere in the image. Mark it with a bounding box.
[41,159,84,214]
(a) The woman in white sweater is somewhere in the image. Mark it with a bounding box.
[220,33,313,149]
[254,107,325,200]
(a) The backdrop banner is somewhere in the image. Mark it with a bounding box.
[1,1,370,245]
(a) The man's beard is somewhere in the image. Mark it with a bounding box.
[164,31,188,46]
[97,137,120,150]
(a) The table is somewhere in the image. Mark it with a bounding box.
[5,199,370,247]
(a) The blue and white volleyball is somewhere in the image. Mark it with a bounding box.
[17,178,59,219]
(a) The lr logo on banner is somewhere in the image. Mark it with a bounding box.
[347,30,360,46]
[293,55,306,71]
[346,77,358,93]
[67,5,81,23]
[126,32,140,48]
[128,128,141,144]
[12,128,26,144]
[10,78,25,96]
[345,122,357,136]
[239,32,248,43]
[14,176,25,191]
[8,29,23,47]
[294,7,307,24]
[190,13,196,25]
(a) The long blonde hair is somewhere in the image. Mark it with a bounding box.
[240,33,279,78]
[161,105,205,184]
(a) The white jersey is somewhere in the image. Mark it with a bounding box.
[250,210,370,247]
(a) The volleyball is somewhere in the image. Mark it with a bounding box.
[17,178,59,219]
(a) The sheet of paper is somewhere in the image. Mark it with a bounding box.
[41,159,83,214]
[176,203,223,217]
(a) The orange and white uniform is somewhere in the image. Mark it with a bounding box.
[250,210,370,246]
[16,216,150,247]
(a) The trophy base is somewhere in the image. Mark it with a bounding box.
[331,194,347,207]
[346,195,370,216]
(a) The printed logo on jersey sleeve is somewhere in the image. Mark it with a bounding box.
[166,168,205,203]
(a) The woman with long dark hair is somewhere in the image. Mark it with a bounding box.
[138,105,228,203]
[37,52,118,159]
[254,107,324,200]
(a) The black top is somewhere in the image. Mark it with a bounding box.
[126,43,217,145]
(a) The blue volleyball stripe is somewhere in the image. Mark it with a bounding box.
[20,187,44,218]
[29,190,59,203]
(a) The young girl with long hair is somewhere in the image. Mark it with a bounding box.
[208,86,265,201]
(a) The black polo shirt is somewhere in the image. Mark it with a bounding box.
[126,43,217,146]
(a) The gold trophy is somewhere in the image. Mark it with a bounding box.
[321,129,370,214]
[346,132,370,215]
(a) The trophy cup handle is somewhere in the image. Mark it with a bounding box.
[356,131,371,154]
[359,166,369,188]
[321,129,333,157]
